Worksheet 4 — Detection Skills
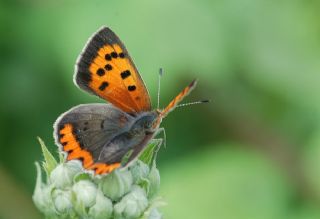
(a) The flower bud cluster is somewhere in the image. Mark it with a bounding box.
[33,139,164,219]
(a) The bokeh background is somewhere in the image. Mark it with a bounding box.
[1,0,320,218]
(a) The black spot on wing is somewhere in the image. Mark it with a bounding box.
[105,64,112,71]
[99,82,109,91]
[96,68,105,76]
[105,54,112,61]
[111,52,118,58]
[121,70,131,79]
[128,85,136,91]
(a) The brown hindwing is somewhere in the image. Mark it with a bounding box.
[58,123,120,175]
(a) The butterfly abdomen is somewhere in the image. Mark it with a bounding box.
[98,111,159,164]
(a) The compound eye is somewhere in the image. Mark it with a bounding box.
[144,121,150,129]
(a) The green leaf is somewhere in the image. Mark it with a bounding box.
[37,137,58,176]
[139,178,150,195]
[74,173,91,183]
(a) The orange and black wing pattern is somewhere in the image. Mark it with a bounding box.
[75,27,151,114]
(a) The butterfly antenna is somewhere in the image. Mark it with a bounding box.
[157,68,163,109]
[176,99,210,108]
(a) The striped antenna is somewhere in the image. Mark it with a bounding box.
[160,79,198,118]
[176,100,210,108]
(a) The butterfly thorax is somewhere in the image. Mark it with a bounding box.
[130,110,160,136]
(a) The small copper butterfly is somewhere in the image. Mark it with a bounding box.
[54,27,200,175]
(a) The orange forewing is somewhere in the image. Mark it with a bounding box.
[88,44,150,113]
[76,27,151,114]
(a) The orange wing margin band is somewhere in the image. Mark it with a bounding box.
[59,124,121,175]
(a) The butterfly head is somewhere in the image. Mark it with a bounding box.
[132,111,161,135]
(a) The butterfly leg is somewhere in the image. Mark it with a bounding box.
[154,127,166,148]
[149,138,163,162]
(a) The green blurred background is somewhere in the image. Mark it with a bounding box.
[1,0,320,218]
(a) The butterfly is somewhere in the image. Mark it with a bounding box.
[54,27,199,175]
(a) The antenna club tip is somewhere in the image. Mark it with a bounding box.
[201,99,210,103]
[189,79,198,87]
[159,68,163,76]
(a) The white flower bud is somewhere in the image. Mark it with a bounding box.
[147,162,160,198]
[100,169,133,201]
[114,186,148,219]
[34,185,57,216]
[88,191,113,219]
[33,162,60,217]
[52,189,73,215]
[147,208,162,219]
[130,160,150,183]
[72,180,97,208]
[50,160,82,189]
